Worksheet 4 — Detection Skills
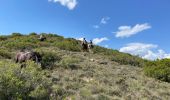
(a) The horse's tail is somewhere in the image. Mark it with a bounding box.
[35,55,38,64]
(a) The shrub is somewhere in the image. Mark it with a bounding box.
[111,53,145,67]
[47,33,64,38]
[93,46,145,67]
[29,32,37,36]
[93,46,114,55]
[144,59,170,82]
[58,56,80,69]
[51,85,67,99]
[29,85,49,99]
[0,49,12,59]
[0,60,51,99]
[54,38,81,52]
[11,33,23,37]
[4,41,39,50]
[0,36,7,41]
[40,51,61,69]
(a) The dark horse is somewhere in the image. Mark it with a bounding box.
[38,37,46,41]
[38,35,46,41]
[81,40,94,52]
[82,42,89,52]
[15,51,42,68]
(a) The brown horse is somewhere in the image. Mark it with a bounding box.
[81,42,88,52]
[81,39,94,52]
[15,51,42,68]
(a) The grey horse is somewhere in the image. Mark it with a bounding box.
[15,51,42,68]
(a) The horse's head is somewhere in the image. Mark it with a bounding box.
[30,52,42,63]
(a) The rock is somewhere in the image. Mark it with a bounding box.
[99,61,108,65]
[90,59,95,62]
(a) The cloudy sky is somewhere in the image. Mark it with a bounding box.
[0,0,170,60]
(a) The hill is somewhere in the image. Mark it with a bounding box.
[0,33,170,100]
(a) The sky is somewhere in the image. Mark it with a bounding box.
[0,0,170,60]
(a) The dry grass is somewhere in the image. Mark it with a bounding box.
[43,47,170,100]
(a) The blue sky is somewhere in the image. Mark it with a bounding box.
[0,0,170,60]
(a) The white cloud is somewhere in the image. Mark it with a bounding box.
[93,17,110,29]
[48,0,78,10]
[92,37,109,45]
[115,23,151,38]
[76,37,83,41]
[119,43,170,60]
[101,17,110,24]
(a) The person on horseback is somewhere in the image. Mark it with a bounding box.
[81,38,88,51]
[82,38,87,45]
[88,40,94,49]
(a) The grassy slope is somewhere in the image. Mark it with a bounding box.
[0,33,170,99]
[48,48,170,99]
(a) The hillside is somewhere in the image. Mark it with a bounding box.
[0,33,170,100]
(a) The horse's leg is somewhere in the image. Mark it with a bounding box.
[21,64,24,69]
[85,44,88,52]
[15,58,18,63]
[21,63,26,69]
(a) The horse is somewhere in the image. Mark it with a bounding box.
[81,40,94,52]
[38,34,46,41]
[15,51,42,68]
[81,42,89,52]
[38,37,46,41]
[88,43,94,52]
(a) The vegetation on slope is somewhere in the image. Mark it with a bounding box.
[144,59,170,82]
[0,33,145,67]
[0,60,51,99]
[0,33,170,99]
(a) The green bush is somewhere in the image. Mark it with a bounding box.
[29,85,49,99]
[58,56,80,69]
[111,53,145,67]
[54,38,81,52]
[29,32,37,36]
[93,46,145,67]
[1,35,40,50]
[0,49,12,59]
[11,33,23,37]
[0,60,51,99]
[47,33,64,38]
[93,46,114,55]
[40,51,61,69]
[4,41,39,50]
[0,36,7,41]
[144,59,170,82]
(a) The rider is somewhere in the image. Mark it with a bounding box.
[82,38,87,45]
[89,40,94,48]
[89,40,93,45]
